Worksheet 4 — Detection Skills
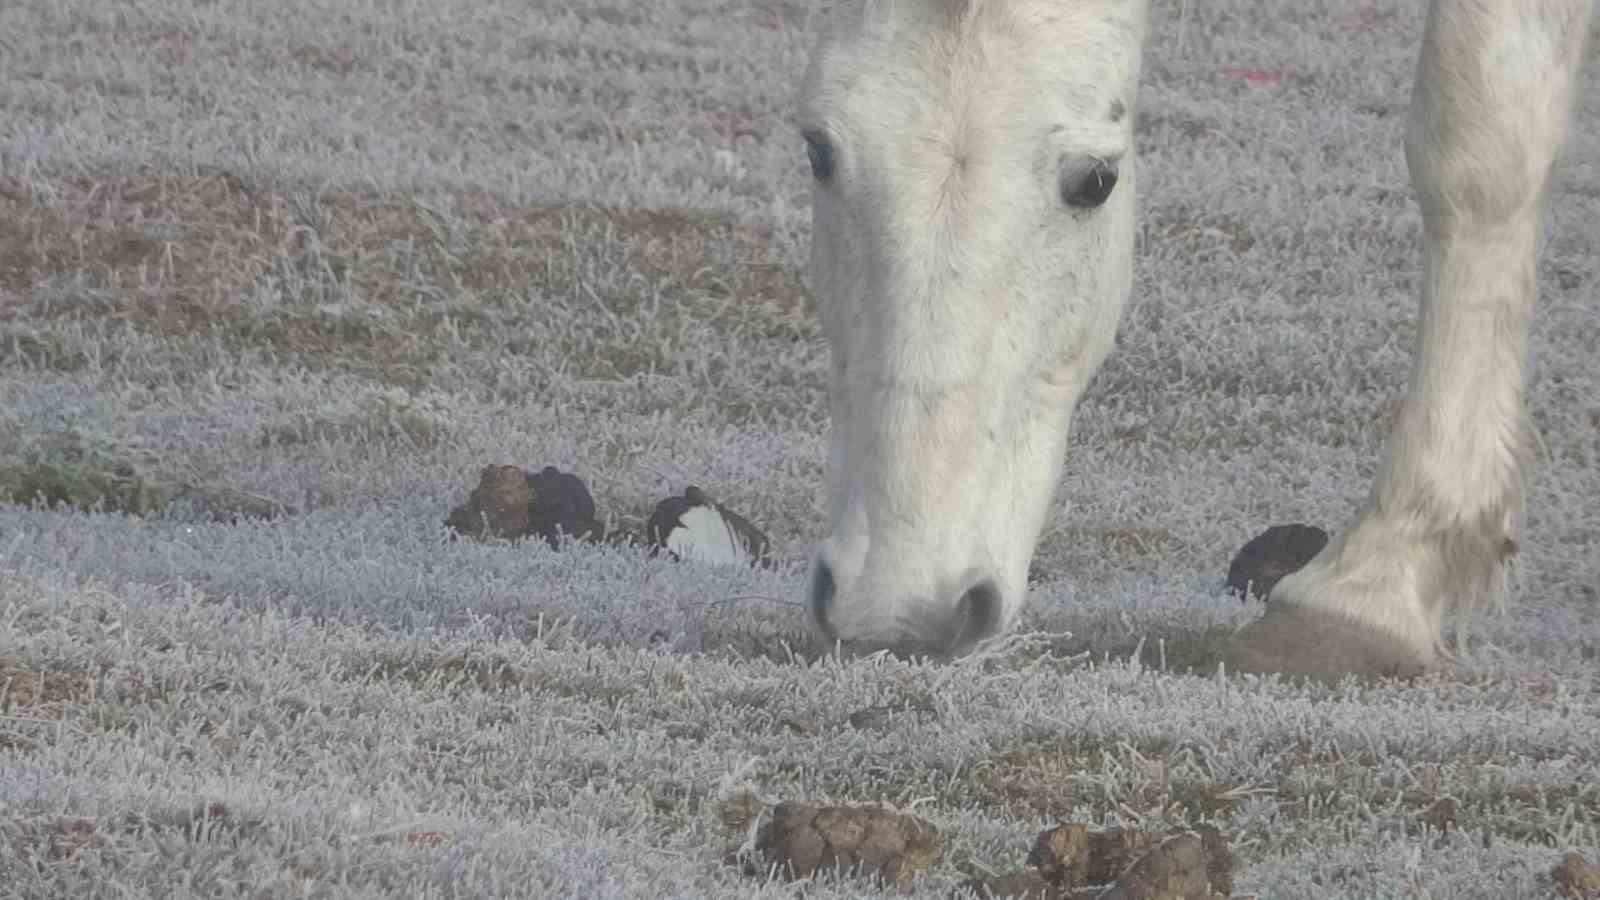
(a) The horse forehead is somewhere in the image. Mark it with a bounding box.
[847,0,1143,32]
[824,0,1144,56]
[807,0,1144,124]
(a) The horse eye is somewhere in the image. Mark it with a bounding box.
[803,130,835,181]
[1060,157,1119,208]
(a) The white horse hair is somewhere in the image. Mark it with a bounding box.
[798,0,1594,680]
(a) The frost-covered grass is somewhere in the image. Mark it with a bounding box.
[1,0,1598,896]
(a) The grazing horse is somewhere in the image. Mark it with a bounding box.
[798,0,1594,680]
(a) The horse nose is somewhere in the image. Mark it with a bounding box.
[808,554,1004,656]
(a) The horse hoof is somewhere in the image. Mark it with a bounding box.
[1225,523,1329,602]
[1225,601,1428,685]
[646,486,773,568]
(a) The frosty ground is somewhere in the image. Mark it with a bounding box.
[1,0,1597,896]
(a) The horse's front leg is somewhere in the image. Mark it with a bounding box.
[1228,0,1595,682]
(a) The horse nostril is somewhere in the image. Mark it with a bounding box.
[1060,156,1119,208]
[948,579,1002,655]
[809,557,838,642]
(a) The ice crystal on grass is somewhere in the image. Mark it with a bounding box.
[0,0,1597,895]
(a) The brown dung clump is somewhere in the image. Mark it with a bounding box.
[971,822,1233,900]
[1554,852,1600,899]
[444,464,603,546]
[744,801,941,886]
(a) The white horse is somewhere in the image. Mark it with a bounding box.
[799,0,1594,680]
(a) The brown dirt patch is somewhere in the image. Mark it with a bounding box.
[8,817,110,864]
[0,733,39,754]
[1058,527,1179,561]
[1155,216,1255,256]
[0,658,96,710]
[1030,526,1184,584]
[0,429,292,520]
[352,652,639,705]
[0,656,171,716]
[972,736,1249,823]
[8,800,265,867]
[0,174,812,392]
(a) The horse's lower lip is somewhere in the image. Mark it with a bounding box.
[824,596,1004,662]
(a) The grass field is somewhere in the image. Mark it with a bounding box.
[2,0,1598,896]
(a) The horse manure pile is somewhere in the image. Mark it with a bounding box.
[1554,852,1600,899]
[731,801,941,887]
[970,822,1233,900]
[724,799,1233,899]
[445,464,603,548]
[444,463,772,568]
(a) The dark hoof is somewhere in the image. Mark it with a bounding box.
[526,465,604,548]
[646,486,772,568]
[1226,601,1428,685]
[1226,523,1328,601]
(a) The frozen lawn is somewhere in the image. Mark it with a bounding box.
[1,0,1597,896]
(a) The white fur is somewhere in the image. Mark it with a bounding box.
[800,0,1594,659]
[665,506,748,567]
